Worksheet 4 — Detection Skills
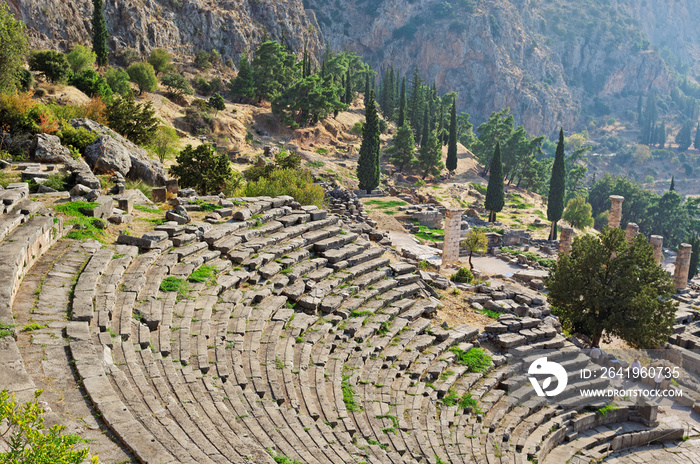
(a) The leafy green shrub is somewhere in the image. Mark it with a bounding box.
[209,93,225,112]
[471,182,487,195]
[351,121,363,135]
[65,44,96,74]
[458,393,482,414]
[161,73,193,98]
[450,267,473,283]
[58,123,97,154]
[147,48,173,75]
[127,62,158,95]
[105,67,132,96]
[0,389,95,463]
[28,50,71,83]
[449,347,492,372]
[238,168,326,208]
[69,69,113,101]
[107,95,158,146]
[170,144,236,195]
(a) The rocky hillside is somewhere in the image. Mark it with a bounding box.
[6,0,323,62]
[306,0,699,136]
[9,0,700,136]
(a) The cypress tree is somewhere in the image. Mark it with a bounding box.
[547,128,566,240]
[92,0,109,67]
[689,234,700,280]
[357,90,381,194]
[446,101,458,172]
[345,70,352,105]
[398,77,406,127]
[485,143,505,223]
[421,107,430,147]
[365,74,371,101]
[694,123,700,150]
[670,175,675,191]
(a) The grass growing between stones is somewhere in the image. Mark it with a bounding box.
[413,222,444,242]
[160,277,190,300]
[342,372,363,412]
[189,265,217,285]
[125,179,153,201]
[0,322,15,338]
[499,247,556,268]
[267,449,302,464]
[133,204,161,214]
[54,201,106,242]
[474,308,501,319]
[450,347,492,373]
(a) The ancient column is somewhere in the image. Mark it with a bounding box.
[558,227,574,258]
[442,209,464,265]
[608,195,625,228]
[674,243,692,290]
[650,235,664,265]
[625,223,639,242]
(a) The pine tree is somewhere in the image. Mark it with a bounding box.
[92,0,109,67]
[446,101,458,172]
[357,90,381,193]
[670,175,675,191]
[694,123,700,150]
[228,54,255,103]
[547,128,566,240]
[415,129,444,179]
[398,77,406,127]
[484,143,505,223]
[387,123,415,172]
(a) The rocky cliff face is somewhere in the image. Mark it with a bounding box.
[306,0,691,136]
[9,0,700,136]
[7,0,323,62]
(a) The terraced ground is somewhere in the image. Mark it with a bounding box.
[0,187,699,464]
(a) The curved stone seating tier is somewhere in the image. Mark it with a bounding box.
[3,194,695,464]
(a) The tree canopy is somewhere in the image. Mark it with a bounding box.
[91,0,109,66]
[127,62,158,94]
[170,144,234,195]
[0,3,28,94]
[547,226,677,348]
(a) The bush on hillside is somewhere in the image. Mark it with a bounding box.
[69,69,113,101]
[238,168,325,208]
[28,50,71,84]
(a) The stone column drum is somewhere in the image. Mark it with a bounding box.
[442,209,464,265]
[650,235,664,265]
[608,195,625,228]
[558,227,574,258]
[625,223,639,242]
[674,243,692,290]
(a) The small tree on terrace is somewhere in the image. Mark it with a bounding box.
[160,73,193,99]
[147,48,172,75]
[547,226,677,348]
[387,123,415,172]
[170,144,234,195]
[127,62,158,95]
[461,229,487,270]
[0,3,28,93]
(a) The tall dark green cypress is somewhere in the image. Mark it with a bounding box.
[421,107,430,147]
[398,77,406,127]
[364,74,370,101]
[446,101,458,172]
[357,90,381,194]
[485,143,504,223]
[92,0,109,66]
[547,128,566,240]
[345,70,352,105]
[694,123,700,150]
[670,175,675,191]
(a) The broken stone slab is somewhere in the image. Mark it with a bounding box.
[497,333,527,349]
[79,196,113,219]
